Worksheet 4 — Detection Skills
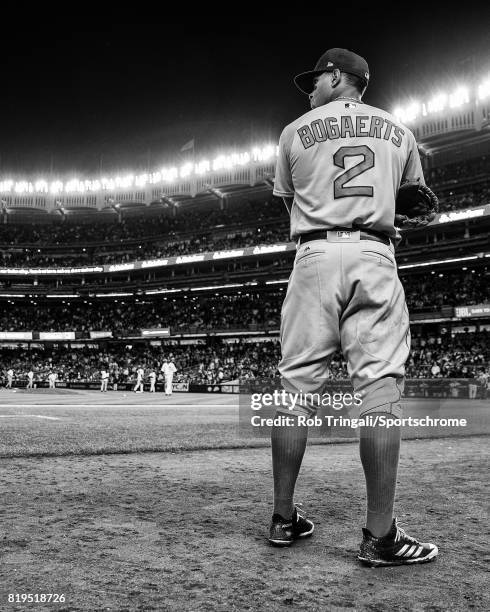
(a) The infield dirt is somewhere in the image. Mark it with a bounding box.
[1,436,488,611]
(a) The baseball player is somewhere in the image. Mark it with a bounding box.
[134,367,145,393]
[26,369,34,389]
[468,374,478,399]
[148,369,157,393]
[100,368,109,392]
[268,48,438,566]
[48,371,57,389]
[112,368,121,391]
[161,359,177,396]
[477,369,489,399]
[6,368,14,388]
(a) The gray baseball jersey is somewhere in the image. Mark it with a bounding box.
[274,99,424,240]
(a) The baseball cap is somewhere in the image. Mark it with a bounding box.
[294,48,370,95]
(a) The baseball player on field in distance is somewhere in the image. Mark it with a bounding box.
[134,367,145,393]
[26,369,34,389]
[148,369,157,393]
[6,368,14,388]
[112,369,120,392]
[48,371,57,389]
[269,48,438,566]
[161,358,177,396]
[100,368,109,392]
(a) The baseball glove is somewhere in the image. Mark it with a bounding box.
[395,180,439,229]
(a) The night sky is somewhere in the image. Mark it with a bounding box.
[1,16,489,176]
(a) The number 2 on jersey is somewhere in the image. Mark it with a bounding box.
[333,145,375,198]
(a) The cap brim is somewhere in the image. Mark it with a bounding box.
[294,68,368,95]
[293,70,326,95]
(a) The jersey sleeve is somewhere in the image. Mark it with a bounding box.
[273,125,294,197]
[401,130,426,185]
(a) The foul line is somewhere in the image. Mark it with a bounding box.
[0,414,61,420]
[0,404,237,409]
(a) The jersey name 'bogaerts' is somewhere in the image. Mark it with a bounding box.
[297,115,405,149]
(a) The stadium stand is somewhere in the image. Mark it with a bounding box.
[0,331,488,386]
[0,137,489,393]
[428,155,490,186]
[0,266,487,332]
[0,180,487,269]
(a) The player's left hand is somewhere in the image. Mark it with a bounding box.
[395,180,439,229]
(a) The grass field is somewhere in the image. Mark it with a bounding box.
[0,389,489,611]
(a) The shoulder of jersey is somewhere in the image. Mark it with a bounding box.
[367,104,414,137]
[288,102,414,139]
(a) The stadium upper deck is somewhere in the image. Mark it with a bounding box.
[0,73,488,215]
[0,87,488,342]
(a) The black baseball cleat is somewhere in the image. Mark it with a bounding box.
[268,505,315,547]
[357,518,438,567]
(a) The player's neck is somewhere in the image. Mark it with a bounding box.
[332,89,362,103]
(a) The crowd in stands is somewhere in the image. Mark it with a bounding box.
[401,269,488,310]
[0,200,287,246]
[0,267,486,332]
[437,186,490,213]
[314,331,489,380]
[407,330,489,378]
[0,340,281,387]
[428,156,490,186]
[0,292,283,332]
[0,175,488,268]
[0,225,289,268]
[0,331,488,387]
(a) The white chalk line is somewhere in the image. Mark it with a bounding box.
[0,404,237,409]
[0,414,61,420]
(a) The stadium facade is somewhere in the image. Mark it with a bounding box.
[0,90,488,393]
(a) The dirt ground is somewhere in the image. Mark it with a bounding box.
[1,436,488,611]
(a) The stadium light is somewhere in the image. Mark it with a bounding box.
[393,78,484,122]
[195,161,211,175]
[14,181,32,194]
[478,78,490,100]
[135,173,148,188]
[426,93,447,114]
[179,163,193,179]
[50,181,63,195]
[0,181,13,193]
[0,144,277,195]
[393,102,421,124]
[449,87,469,108]
[161,167,178,183]
[252,146,275,162]
[34,180,49,193]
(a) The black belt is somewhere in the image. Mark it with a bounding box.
[297,227,391,247]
